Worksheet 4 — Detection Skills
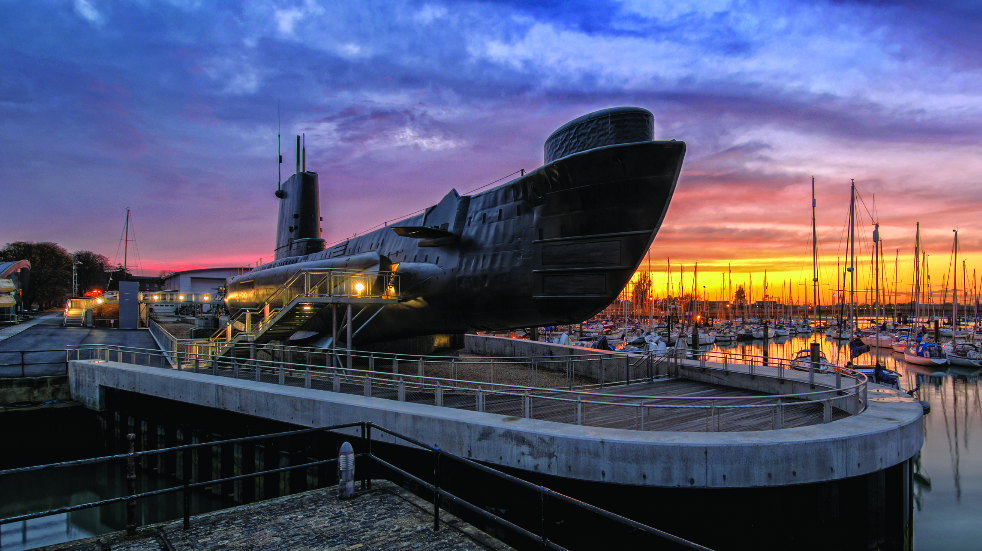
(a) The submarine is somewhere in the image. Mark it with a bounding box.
[224,107,685,346]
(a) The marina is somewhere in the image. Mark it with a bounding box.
[3,3,981,547]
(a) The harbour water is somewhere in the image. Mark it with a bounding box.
[692,333,980,550]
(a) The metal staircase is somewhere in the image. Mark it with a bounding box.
[63,308,86,327]
[209,269,399,357]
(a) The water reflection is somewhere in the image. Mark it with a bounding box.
[0,461,234,550]
[693,334,980,550]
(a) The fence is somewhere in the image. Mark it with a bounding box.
[0,421,710,551]
[68,343,867,432]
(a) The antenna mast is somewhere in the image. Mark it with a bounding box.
[276,102,285,198]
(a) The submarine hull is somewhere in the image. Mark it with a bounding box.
[225,107,684,345]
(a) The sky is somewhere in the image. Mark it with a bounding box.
[2,0,982,306]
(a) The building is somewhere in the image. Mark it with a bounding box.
[0,260,31,323]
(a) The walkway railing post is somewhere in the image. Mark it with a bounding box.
[333,368,340,393]
[305,366,311,389]
[600,355,605,389]
[126,433,136,536]
[365,423,373,491]
[432,447,441,532]
[576,396,583,425]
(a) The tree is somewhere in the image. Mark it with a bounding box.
[0,242,72,309]
[106,265,134,291]
[733,285,747,308]
[72,250,111,295]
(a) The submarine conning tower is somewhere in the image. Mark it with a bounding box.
[274,171,326,260]
[544,106,654,163]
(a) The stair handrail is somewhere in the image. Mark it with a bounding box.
[210,269,399,344]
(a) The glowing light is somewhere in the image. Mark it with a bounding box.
[203,295,209,301]
[152,295,159,301]
[178,295,184,301]
[96,298,103,304]
[354,282,365,293]
[302,305,312,311]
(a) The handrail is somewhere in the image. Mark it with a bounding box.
[66,344,864,403]
[210,268,399,343]
[65,344,868,431]
[0,421,710,550]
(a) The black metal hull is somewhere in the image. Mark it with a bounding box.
[226,109,684,345]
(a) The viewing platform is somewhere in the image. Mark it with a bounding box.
[66,335,923,489]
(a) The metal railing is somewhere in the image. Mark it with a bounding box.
[68,344,867,432]
[0,421,710,550]
[212,269,400,344]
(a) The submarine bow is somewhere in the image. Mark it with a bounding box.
[225,106,684,345]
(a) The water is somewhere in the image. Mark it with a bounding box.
[0,459,236,551]
[700,334,981,550]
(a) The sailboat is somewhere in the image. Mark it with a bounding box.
[904,223,948,366]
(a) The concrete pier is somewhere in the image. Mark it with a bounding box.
[69,358,923,488]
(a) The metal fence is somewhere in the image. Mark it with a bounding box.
[0,421,709,551]
[68,343,867,432]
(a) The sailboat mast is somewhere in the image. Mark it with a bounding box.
[874,222,880,367]
[953,229,958,333]
[914,223,920,326]
[894,249,899,324]
[848,180,856,341]
[811,177,818,327]
[123,207,130,278]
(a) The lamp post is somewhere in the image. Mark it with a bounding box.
[72,261,82,298]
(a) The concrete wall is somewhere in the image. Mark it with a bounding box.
[69,360,924,489]
[0,376,70,405]
[464,334,644,382]
[465,335,848,402]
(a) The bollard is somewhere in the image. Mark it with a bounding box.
[337,442,356,499]
[810,342,820,389]
[126,433,137,536]
[435,381,443,406]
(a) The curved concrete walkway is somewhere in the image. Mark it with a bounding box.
[70,359,923,488]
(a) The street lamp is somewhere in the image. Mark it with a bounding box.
[72,261,82,297]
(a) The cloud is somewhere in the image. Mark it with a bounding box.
[73,0,104,27]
